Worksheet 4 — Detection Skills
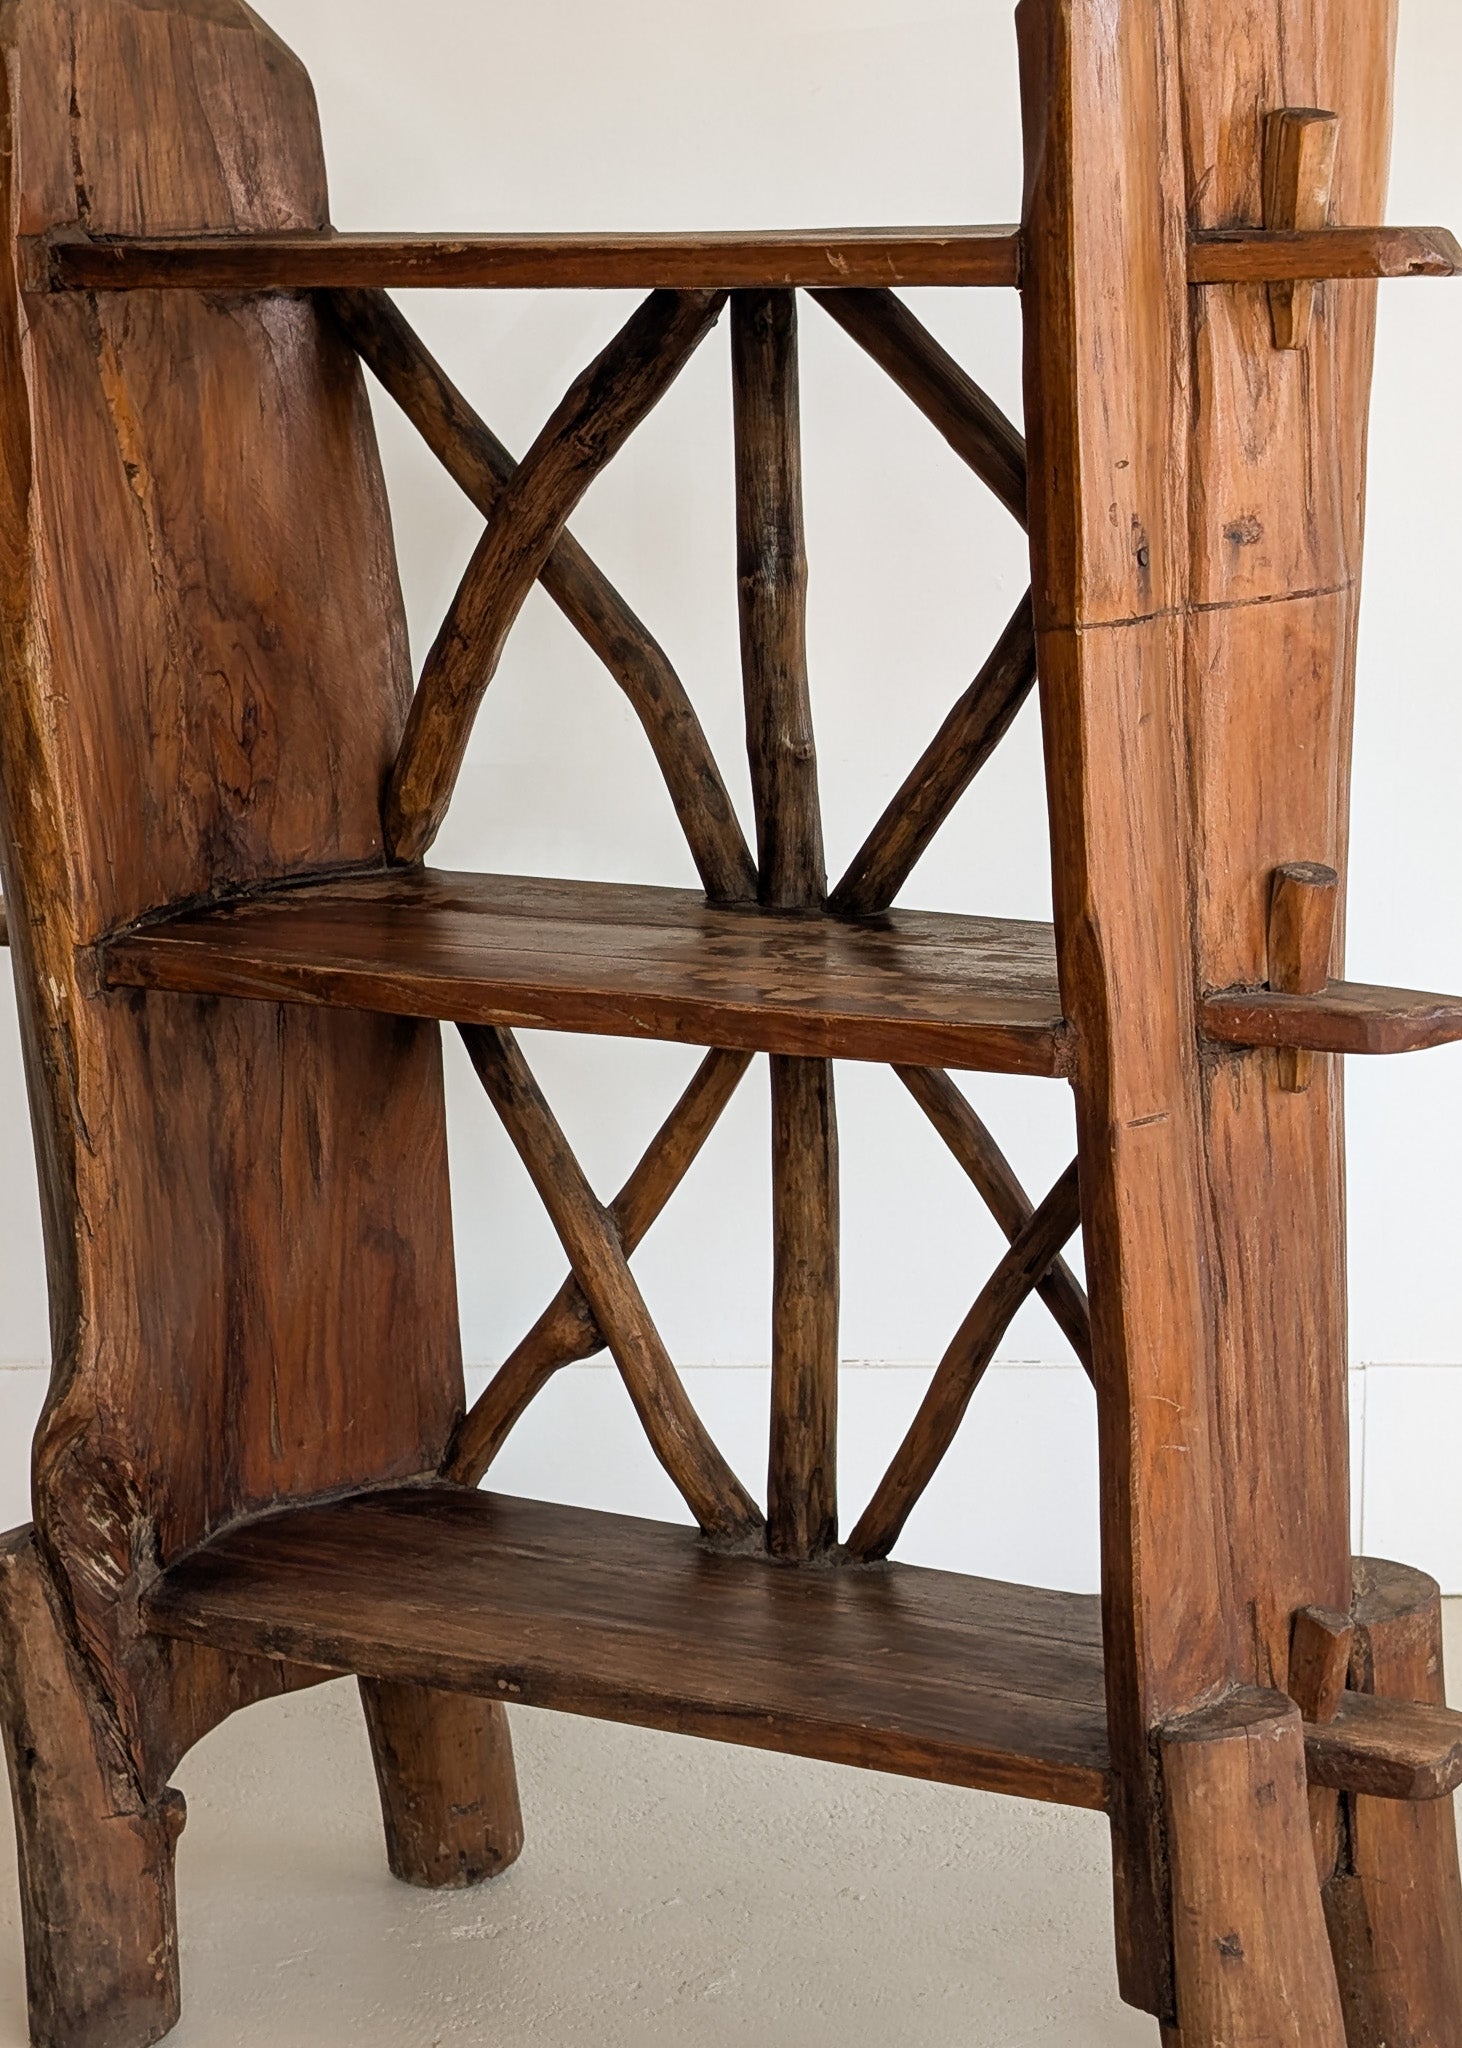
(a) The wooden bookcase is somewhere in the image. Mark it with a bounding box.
[0,1,1460,2042]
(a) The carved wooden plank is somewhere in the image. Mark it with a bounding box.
[385,288,727,861]
[330,289,755,904]
[810,288,1029,524]
[458,1024,762,1544]
[893,1065,1091,1372]
[1304,1692,1462,1803]
[1189,223,1461,282]
[446,1048,753,1484]
[829,596,1038,916]
[847,1160,1081,1561]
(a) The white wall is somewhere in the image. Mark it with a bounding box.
[0,0,1459,1578]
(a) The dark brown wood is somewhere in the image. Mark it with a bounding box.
[358,1679,523,1889]
[1325,1558,1462,2045]
[0,1529,184,2048]
[768,1056,840,1559]
[386,288,726,861]
[829,595,1038,916]
[330,289,755,904]
[1264,111,1341,349]
[100,868,1071,1077]
[1189,224,1462,283]
[34,225,1026,293]
[141,1486,1112,1812]
[1268,862,1341,1090]
[1202,979,1462,1057]
[458,1024,762,1544]
[1290,1604,1356,1878]
[847,1160,1082,1561]
[1303,1692,1462,1803]
[893,1065,1092,1373]
[446,1048,754,1485]
[809,288,1029,524]
[1162,1691,1347,2045]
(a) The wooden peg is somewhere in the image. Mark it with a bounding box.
[1291,1604,1356,1879]
[1264,110,1340,349]
[1268,861,1339,1091]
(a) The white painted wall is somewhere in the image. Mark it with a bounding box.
[0,1,1459,1577]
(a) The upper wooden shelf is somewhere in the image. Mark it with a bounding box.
[99,869,1072,1078]
[20,224,1460,294]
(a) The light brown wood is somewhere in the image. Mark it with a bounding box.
[33,224,1027,293]
[1188,223,1461,282]
[358,1679,523,1889]
[1268,860,1341,1088]
[141,1486,1113,1812]
[847,1160,1082,1562]
[458,1024,762,1544]
[809,288,1029,525]
[330,289,755,904]
[386,288,726,861]
[1303,1692,1462,1803]
[1202,977,1462,1056]
[446,1048,753,1485]
[1325,1559,1462,2046]
[1264,111,1341,348]
[1290,1603,1356,1878]
[1163,1691,1347,2046]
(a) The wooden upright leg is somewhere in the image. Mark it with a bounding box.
[358,1678,524,1889]
[0,1530,184,2048]
[1324,1560,1462,2046]
[1163,1692,1347,2047]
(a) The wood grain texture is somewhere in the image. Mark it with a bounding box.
[36,225,1026,292]
[1201,980,1462,1056]
[1268,861,1341,1090]
[0,0,464,1795]
[1163,1691,1347,2046]
[829,596,1038,917]
[893,1065,1092,1372]
[386,288,726,861]
[1263,111,1340,349]
[768,1055,839,1559]
[141,1486,1113,1812]
[809,288,1029,525]
[1303,1693,1462,1804]
[458,1024,762,1544]
[847,1160,1082,1562]
[358,1679,523,1889]
[1325,1559,1462,2046]
[329,289,755,904]
[100,868,1071,1077]
[447,1049,753,1485]
[1290,1603,1355,1878]
[1189,224,1461,282]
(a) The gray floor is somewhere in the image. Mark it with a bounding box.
[0,1612,1457,2047]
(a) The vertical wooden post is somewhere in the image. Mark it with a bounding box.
[1017,0,1233,2015]
[732,289,839,1561]
[359,1679,523,1889]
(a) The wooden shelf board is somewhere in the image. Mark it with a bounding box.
[30,227,1023,294]
[1202,980,1462,1057]
[100,869,1070,1077]
[142,1486,1111,1810]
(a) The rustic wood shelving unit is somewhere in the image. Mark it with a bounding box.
[1,0,1461,2043]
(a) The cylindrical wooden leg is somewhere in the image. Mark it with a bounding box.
[1162,1690,1346,2047]
[0,1529,184,2048]
[1323,1559,1462,2047]
[359,1677,523,1888]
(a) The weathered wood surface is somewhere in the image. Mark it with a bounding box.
[101,869,1071,1076]
[1325,1559,1462,2045]
[330,289,755,904]
[386,288,726,861]
[35,224,1027,292]
[1303,1692,1462,1804]
[1289,1603,1355,1877]
[447,1049,753,1485]
[1189,223,1461,282]
[459,1024,762,1544]
[142,1486,1113,1811]
[1202,979,1462,1056]
[358,1679,523,1889]
[1163,1692,1347,2046]
[1263,110,1341,350]
[1268,861,1341,1089]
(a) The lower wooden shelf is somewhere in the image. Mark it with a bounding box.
[142,1486,1113,1811]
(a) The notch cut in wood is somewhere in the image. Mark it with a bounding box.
[1264,110,1341,348]
[1291,1604,1357,1878]
[1268,861,1340,1090]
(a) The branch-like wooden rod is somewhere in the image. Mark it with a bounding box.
[0,896,8,946]
[444,1048,753,1484]
[385,289,727,863]
[810,288,1028,526]
[847,1159,1083,1562]
[733,289,840,1561]
[1189,224,1462,283]
[332,290,755,904]
[457,1024,762,1543]
[829,595,1037,917]
[894,1064,1092,1376]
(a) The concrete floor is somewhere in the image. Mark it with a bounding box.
[0,1612,1457,2047]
